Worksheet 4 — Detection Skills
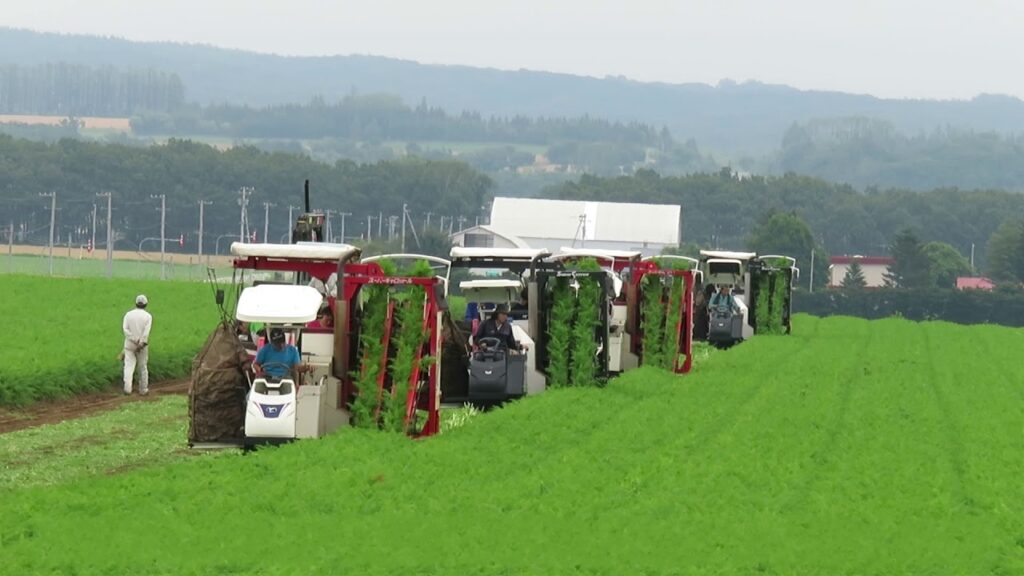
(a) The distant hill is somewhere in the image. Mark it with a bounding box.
[5,28,1024,156]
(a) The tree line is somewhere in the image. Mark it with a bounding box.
[548,168,1024,274]
[0,134,491,252]
[0,63,185,116]
[131,93,671,147]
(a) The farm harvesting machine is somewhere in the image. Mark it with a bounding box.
[694,250,798,347]
[187,182,705,446]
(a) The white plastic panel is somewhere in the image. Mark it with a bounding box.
[231,242,360,261]
[236,284,324,324]
[450,247,551,261]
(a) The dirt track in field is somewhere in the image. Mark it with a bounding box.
[0,380,189,435]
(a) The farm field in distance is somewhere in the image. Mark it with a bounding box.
[3,315,1024,574]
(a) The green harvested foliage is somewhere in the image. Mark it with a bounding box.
[546,264,605,388]
[640,273,688,370]
[0,275,219,406]
[6,316,1024,574]
[352,258,434,433]
[754,271,788,335]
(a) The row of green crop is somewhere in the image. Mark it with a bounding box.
[351,259,435,433]
[640,273,687,370]
[0,275,219,405]
[546,259,605,388]
[754,271,789,334]
[6,316,1024,575]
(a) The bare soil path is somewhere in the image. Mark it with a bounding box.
[0,380,189,435]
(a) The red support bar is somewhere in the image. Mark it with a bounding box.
[677,272,695,374]
[404,292,430,433]
[417,291,441,438]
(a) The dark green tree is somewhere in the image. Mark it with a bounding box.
[921,241,972,288]
[884,229,931,288]
[986,219,1024,283]
[841,261,867,290]
[747,210,827,288]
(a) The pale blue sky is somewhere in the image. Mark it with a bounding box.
[4,0,1023,100]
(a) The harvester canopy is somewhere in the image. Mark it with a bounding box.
[231,241,361,262]
[236,284,324,324]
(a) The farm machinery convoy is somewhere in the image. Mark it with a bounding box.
[187,188,797,448]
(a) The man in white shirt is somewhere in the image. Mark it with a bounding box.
[123,294,153,395]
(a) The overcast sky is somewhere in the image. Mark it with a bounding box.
[4,0,1023,100]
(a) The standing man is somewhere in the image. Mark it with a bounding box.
[123,294,153,395]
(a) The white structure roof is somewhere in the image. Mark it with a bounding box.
[459,279,524,290]
[489,197,680,245]
[700,250,756,261]
[452,225,531,249]
[236,285,324,324]
[450,247,551,261]
[552,247,643,261]
[231,242,361,261]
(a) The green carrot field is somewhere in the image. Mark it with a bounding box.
[3,316,1024,574]
[0,275,219,405]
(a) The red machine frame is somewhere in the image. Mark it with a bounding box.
[629,261,696,374]
[233,254,442,438]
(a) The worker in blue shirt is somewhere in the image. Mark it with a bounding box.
[709,285,740,314]
[253,328,304,381]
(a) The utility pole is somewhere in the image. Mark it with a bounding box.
[339,212,351,244]
[809,249,815,294]
[324,209,335,243]
[388,215,398,242]
[90,203,97,254]
[238,187,252,244]
[287,205,301,243]
[97,192,112,278]
[152,194,167,280]
[378,211,383,238]
[404,204,421,250]
[457,216,467,233]
[40,192,56,276]
[970,243,976,271]
[7,220,13,273]
[401,203,407,251]
[262,202,276,244]
[366,215,373,242]
[424,212,433,235]
[197,200,212,259]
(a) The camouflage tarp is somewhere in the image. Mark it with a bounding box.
[187,323,250,444]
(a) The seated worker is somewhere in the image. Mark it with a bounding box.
[708,284,740,314]
[253,328,305,380]
[473,304,524,351]
[235,320,257,350]
[306,306,334,329]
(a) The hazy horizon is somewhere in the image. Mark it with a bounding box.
[3,0,1023,102]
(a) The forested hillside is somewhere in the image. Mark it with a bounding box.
[0,135,490,251]
[5,28,1024,156]
[0,63,183,116]
[547,169,1022,269]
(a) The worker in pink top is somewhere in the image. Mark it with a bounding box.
[306,307,334,329]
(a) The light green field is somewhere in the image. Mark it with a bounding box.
[4,316,1023,574]
[0,275,219,405]
[1,253,231,281]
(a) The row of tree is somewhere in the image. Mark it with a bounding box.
[131,94,671,147]
[777,117,1024,191]
[0,63,185,116]
[551,168,1024,272]
[0,134,491,251]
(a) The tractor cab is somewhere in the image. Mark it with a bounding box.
[446,247,551,405]
[236,283,347,444]
[699,250,756,346]
[547,248,643,373]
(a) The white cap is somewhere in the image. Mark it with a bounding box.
[136,294,148,306]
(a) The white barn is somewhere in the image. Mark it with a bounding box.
[463,197,680,257]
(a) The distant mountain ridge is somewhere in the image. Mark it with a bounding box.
[3,27,1024,155]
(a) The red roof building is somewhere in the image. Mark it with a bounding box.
[956,277,995,291]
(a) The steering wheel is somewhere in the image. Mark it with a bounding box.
[256,361,294,380]
[477,337,503,349]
